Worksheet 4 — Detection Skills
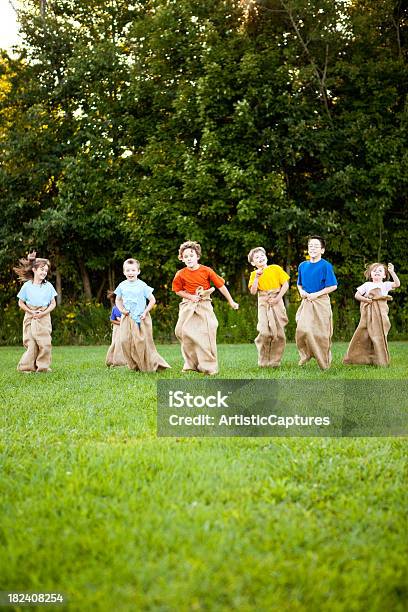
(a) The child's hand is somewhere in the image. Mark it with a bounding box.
[122,310,129,316]
[230,301,239,310]
[190,295,201,302]
[269,296,281,306]
[33,311,44,319]
[255,268,264,277]
[388,263,394,273]
[27,251,37,261]
[140,311,147,320]
[299,289,308,299]
[307,292,319,301]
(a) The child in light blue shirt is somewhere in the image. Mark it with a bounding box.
[14,251,57,372]
[114,259,170,372]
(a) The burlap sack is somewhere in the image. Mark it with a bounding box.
[17,305,52,372]
[175,287,218,374]
[106,324,127,367]
[295,294,333,370]
[120,312,170,372]
[343,289,392,367]
[255,290,288,367]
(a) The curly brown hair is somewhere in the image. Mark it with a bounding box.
[178,241,202,260]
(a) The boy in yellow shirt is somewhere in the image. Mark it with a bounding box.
[248,247,290,367]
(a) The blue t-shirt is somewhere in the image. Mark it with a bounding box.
[114,279,153,323]
[297,259,337,293]
[110,305,122,321]
[17,280,57,307]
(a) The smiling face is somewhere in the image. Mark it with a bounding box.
[32,262,49,284]
[250,249,268,269]
[370,265,386,283]
[308,238,325,262]
[181,248,200,269]
[123,262,140,281]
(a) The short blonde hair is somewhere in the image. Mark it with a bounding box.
[123,258,140,270]
[178,241,202,260]
[364,262,388,280]
[248,246,266,264]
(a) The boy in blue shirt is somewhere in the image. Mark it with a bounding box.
[296,236,337,370]
[115,258,170,372]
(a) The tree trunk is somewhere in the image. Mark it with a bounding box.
[285,233,292,309]
[241,271,247,294]
[96,277,106,302]
[55,269,62,305]
[108,265,115,292]
[79,260,92,299]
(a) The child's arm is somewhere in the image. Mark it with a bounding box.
[18,299,32,314]
[140,294,156,320]
[32,298,57,319]
[388,263,400,289]
[249,268,264,295]
[111,319,120,326]
[355,291,372,304]
[269,281,289,305]
[297,285,309,299]
[115,295,129,316]
[217,284,239,309]
[175,290,200,302]
[307,285,337,301]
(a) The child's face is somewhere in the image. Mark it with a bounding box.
[308,239,324,260]
[370,265,386,282]
[123,263,140,281]
[251,250,268,268]
[181,248,199,269]
[33,263,48,283]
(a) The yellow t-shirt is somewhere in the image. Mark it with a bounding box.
[249,265,289,291]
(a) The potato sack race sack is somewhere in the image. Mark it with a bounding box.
[343,289,392,367]
[175,287,218,375]
[255,290,288,367]
[295,294,333,370]
[17,305,52,372]
[106,324,127,367]
[120,312,170,372]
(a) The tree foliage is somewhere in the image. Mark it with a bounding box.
[0,0,407,321]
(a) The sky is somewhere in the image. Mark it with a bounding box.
[0,0,21,51]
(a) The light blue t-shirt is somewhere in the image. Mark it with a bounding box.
[17,280,58,307]
[297,259,337,293]
[114,279,153,323]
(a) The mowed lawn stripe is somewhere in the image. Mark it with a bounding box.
[0,344,407,611]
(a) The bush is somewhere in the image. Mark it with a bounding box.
[1,295,407,346]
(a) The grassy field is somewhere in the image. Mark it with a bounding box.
[1,343,407,611]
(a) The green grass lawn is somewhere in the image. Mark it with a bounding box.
[1,343,407,611]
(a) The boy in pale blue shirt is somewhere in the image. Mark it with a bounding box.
[114,259,170,371]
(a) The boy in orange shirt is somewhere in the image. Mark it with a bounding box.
[172,241,239,374]
[248,247,289,367]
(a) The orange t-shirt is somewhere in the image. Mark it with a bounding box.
[172,265,225,294]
